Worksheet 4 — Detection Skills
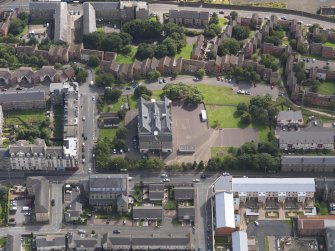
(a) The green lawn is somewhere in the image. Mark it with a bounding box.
[197,84,251,105]
[211,146,231,158]
[151,89,164,100]
[282,37,289,45]
[5,109,47,126]
[97,26,104,32]
[256,125,270,142]
[206,105,247,128]
[176,43,194,59]
[53,108,64,139]
[16,25,28,38]
[102,95,132,113]
[248,30,256,39]
[0,237,7,247]
[323,42,335,49]
[99,128,117,139]
[317,81,335,95]
[116,46,137,64]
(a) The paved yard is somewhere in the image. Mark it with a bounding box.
[164,104,259,164]
[247,220,293,251]
[215,128,258,147]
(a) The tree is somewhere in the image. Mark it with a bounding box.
[240,112,251,125]
[147,70,161,81]
[311,79,321,92]
[0,186,7,200]
[162,37,177,57]
[105,89,122,103]
[204,23,221,38]
[110,157,128,170]
[154,44,168,59]
[116,126,128,140]
[195,69,205,80]
[260,54,278,71]
[95,138,111,169]
[237,142,257,155]
[76,69,88,83]
[313,34,327,43]
[263,35,281,46]
[232,25,250,40]
[27,37,38,46]
[163,22,184,36]
[230,11,238,20]
[296,71,306,84]
[87,55,100,68]
[134,85,152,98]
[122,19,163,40]
[198,160,205,170]
[217,38,240,56]
[96,73,115,87]
[258,142,279,156]
[8,18,25,36]
[207,50,217,60]
[120,45,132,55]
[209,12,219,25]
[136,43,155,60]
[163,83,203,104]
[237,102,248,114]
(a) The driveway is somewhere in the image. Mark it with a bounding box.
[247,220,293,251]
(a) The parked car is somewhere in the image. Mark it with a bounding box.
[51,199,55,206]
[161,173,168,178]
[163,178,171,182]
[193,178,200,183]
[1,88,7,92]
[200,173,207,179]
[92,96,96,101]
[254,221,259,226]
[78,230,86,234]
[113,230,121,234]
[16,87,23,91]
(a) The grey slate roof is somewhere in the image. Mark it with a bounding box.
[54,2,69,43]
[174,187,194,201]
[26,176,50,214]
[35,235,66,250]
[178,206,195,221]
[132,206,163,219]
[281,155,335,165]
[149,184,165,200]
[89,174,128,193]
[277,110,303,122]
[169,10,209,20]
[68,233,101,250]
[0,91,45,103]
[138,96,172,134]
[83,2,97,35]
[326,227,335,251]
[278,131,335,145]
[132,235,191,249]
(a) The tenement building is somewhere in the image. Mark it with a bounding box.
[137,97,172,153]
[281,155,335,172]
